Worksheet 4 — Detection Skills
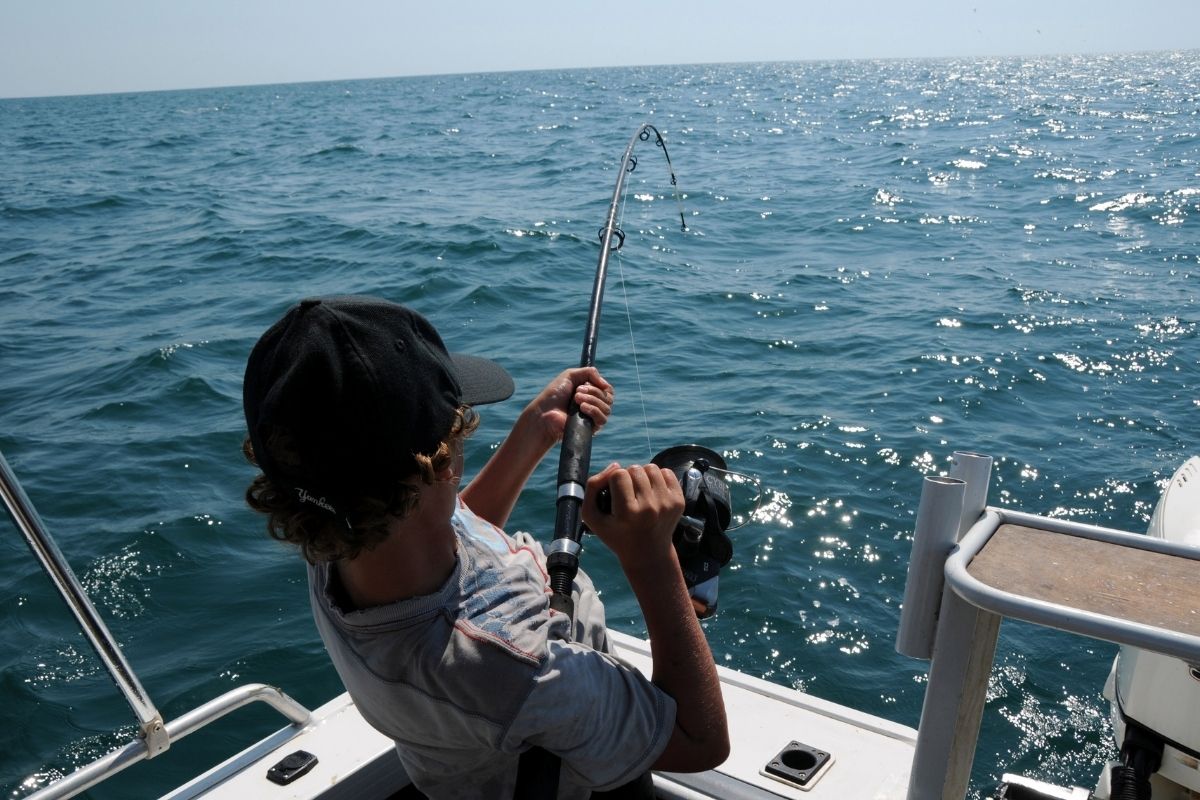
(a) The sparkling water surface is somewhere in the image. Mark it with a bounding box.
[1,53,1198,798]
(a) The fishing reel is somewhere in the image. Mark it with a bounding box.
[651,445,736,619]
[589,444,741,618]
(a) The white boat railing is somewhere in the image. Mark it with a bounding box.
[0,450,169,752]
[24,684,312,800]
[0,450,313,800]
[899,451,1200,800]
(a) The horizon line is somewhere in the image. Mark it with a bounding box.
[4,46,1196,102]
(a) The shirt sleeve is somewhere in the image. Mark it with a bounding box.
[501,639,677,791]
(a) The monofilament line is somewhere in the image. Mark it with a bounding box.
[614,188,654,461]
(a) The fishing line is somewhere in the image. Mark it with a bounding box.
[612,128,688,460]
[613,139,770,526]
[612,182,654,460]
[612,133,771,529]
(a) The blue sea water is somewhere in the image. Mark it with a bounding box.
[1,52,1197,798]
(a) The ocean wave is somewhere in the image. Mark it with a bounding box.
[1,194,137,219]
[142,132,200,149]
[304,142,369,159]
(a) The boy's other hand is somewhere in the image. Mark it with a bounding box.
[582,463,683,570]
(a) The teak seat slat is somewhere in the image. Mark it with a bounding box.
[966,523,1200,636]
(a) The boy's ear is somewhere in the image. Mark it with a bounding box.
[434,463,455,482]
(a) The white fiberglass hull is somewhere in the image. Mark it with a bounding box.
[167,630,917,800]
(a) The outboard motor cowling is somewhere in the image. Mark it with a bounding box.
[1104,457,1200,796]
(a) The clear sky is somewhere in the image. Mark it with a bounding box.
[2,0,1198,99]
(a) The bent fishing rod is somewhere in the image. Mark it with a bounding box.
[519,125,748,798]
[513,122,686,800]
[544,123,684,619]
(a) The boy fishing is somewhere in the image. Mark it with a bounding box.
[242,295,727,798]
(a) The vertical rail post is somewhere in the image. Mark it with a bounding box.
[905,452,1000,800]
[0,450,168,755]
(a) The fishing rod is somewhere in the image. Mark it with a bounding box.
[544,123,685,619]
[517,124,755,798]
[513,122,689,800]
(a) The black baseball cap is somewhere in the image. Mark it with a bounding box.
[243,296,514,516]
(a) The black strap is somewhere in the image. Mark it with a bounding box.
[514,745,560,799]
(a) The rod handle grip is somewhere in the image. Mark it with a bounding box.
[556,408,594,490]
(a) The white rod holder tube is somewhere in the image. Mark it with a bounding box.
[949,451,992,539]
[896,475,966,660]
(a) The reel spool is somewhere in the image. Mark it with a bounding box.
[650,445,736,619]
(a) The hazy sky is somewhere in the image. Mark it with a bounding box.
[3,0,1198,99]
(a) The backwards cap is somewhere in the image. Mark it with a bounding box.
[243,296,513,516]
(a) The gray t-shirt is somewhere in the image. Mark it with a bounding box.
[308,500,676,799]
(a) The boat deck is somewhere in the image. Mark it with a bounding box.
[164,630,917,800]
[615,632,916,799]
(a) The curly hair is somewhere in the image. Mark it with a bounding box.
[244,406,479,563]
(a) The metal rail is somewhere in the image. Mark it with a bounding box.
[25,684,312,800]
[947,508,1200,663]
[1,448,313,799]
[0,450,168,751]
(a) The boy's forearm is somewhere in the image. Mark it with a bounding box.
[460,407,553,527]
[623,553,728,758]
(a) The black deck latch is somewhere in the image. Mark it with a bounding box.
[266,749,318,786]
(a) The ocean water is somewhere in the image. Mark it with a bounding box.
[1,52,1197,798]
